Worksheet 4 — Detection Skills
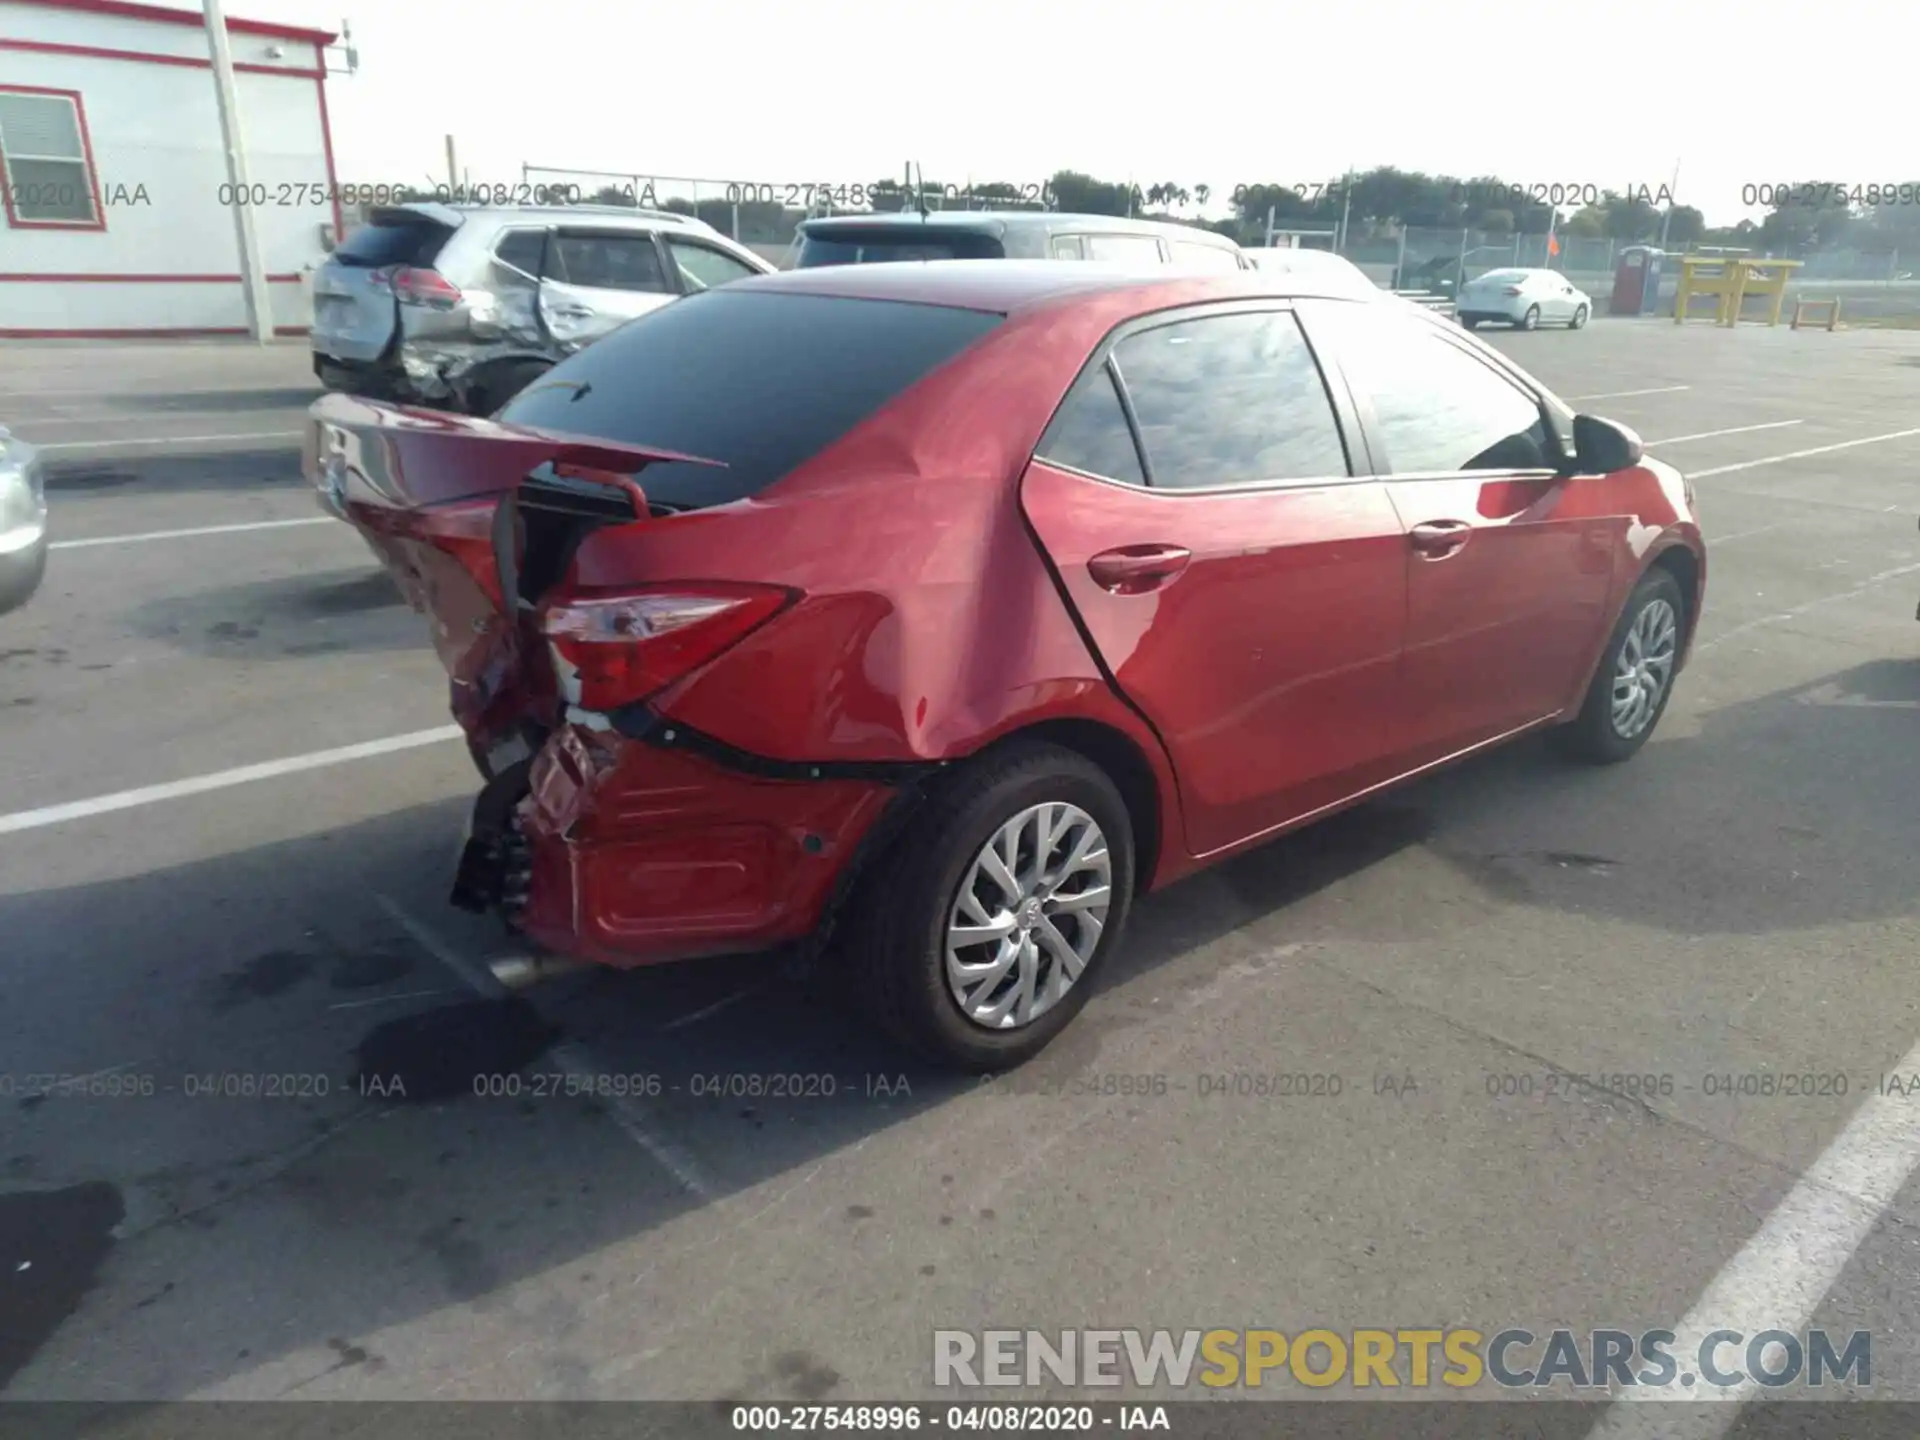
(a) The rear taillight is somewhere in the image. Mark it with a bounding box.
[541,584,793,712]
[1502,286,1523,295]
[391,267,463,309]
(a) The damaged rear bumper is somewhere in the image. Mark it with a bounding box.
[450,713,920,969]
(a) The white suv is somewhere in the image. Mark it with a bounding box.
[310,203,777,414]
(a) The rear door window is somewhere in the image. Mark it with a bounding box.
[547,231,671,293]
[1110,310,1351,489]
[1035,364,1146,484]
[332,214,453,268]
[1085,233,1167,264]
[493,228,546,277]
[497,291,1003,509]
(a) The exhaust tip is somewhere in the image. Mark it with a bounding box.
[489,954,592,990]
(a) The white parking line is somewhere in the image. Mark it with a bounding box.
[50,517,334,550]
[1567,385,1691,401]
[1645,421,1803,447]
[0,727,462,837]
[1693,427,1920,479]
[37,430,303,451]
[371,893,715,1200]
[1583,1030,1920,1439]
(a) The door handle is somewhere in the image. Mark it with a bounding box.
[547,303,594,320]
[1087,544,1192,594]
[1409,520,1472,557]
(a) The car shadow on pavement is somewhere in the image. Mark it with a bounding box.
[125,566,417,662]
[2,661,1913,1400]
[97,388,322,417]
[44,446,303,499]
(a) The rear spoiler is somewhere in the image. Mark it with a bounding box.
[305,392,725,514]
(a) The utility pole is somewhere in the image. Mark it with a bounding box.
[446,135,459,193]
[202,0,274,343]
[1658,157,1681,249]
[1337,167,1354,254]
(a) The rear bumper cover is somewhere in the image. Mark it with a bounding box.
[452,716,914,968]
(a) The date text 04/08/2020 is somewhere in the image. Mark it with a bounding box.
[1228,181,1675,209]
[728,1404,1170,1431]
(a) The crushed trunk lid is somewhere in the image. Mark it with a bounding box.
[304,392,725,753]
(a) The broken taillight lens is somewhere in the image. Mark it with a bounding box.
[541,584,793,712]
[391,267,464,310]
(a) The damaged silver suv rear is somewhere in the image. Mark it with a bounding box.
[309,202,777,415]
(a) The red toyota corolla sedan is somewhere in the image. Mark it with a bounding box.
[306,261,1705,1071]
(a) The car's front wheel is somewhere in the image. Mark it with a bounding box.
[848,741,1134,1071]
[1570,304,1589,330]
[1556,567,1685,764]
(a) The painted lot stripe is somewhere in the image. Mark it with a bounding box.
[371,893,715,1200]
[0,727,462,837]
[50,517,333,550]
[1693,427,1920,478]
[1645,420,1802,447]
[1584,1029,1920,1438]
[37,430,302,451]
[1566,385,1691,401]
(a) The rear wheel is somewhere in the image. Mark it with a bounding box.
[1519,305,1540,331]
[1556,568,1685,765]
[1570,304,1589,330]
[846,741,1134,1071]
[1460,316,1480,330]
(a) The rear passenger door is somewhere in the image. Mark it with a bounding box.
[1020,304,1412,859]
[537,227,677,349]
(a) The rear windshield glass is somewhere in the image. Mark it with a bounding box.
[795,230,1006,266]
[496,290,1004,509]
[1474,270,1529,285]
[332,216,453,268]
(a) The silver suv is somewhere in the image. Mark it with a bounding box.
[310,203,778,414]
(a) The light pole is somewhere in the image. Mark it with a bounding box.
[202,0,273,343]
[1657,158,1681,250]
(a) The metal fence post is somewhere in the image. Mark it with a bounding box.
[1395,226,1407,288]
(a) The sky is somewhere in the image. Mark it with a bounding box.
[228,0,1905,227]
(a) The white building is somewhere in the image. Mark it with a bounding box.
[0,0,341,337]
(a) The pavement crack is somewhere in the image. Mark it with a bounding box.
[111,1101,381,1245]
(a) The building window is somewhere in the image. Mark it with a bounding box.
[0,87,103,229]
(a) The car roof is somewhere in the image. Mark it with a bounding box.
[391,201,722,235]
[797,211,1242,247]
[725,259,1386,314]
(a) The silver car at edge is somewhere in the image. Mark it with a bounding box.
[0,425,48,617]
[1457,267,1592,331]
[309,203,778,415]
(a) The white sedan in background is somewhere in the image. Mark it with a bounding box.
[1457,268,1591,331]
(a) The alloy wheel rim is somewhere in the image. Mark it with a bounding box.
[1610,597,1678,739]
[944,802,1112,1030]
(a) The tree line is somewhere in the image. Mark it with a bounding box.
[359,167,1920,255]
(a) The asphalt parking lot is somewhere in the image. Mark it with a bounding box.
[2,318,1918,1428]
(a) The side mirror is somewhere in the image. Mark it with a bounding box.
[1570,414,1645,474]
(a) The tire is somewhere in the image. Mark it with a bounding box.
[1570,304,1589,330]
[1460,316,1480,330]
[1518,305,1540,331]
[1555,567,1685,765]
[845,740,1135,1072]
[463,359,550,417]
